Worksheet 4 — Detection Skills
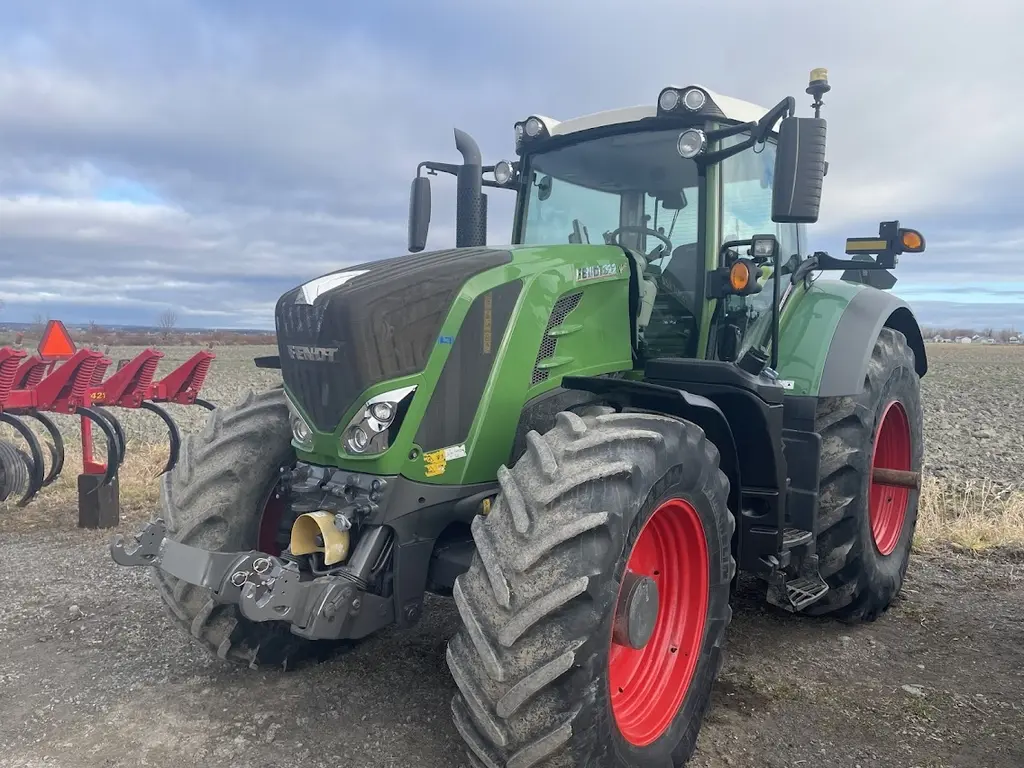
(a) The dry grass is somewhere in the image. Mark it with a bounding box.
[3,441,1024,561]
[0,440,167,534]
[915,476,1024,557]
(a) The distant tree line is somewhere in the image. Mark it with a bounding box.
[922,326,1020,341]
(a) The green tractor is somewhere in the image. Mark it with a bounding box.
[112,68,927,766]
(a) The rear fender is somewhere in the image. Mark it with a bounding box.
[819,290,927,398]
[776,280,927,398]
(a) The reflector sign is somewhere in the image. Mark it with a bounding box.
[37,320,77,359]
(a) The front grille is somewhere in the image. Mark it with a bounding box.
[276,300,356,432]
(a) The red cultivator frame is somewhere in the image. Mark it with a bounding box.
[0,321,215,524]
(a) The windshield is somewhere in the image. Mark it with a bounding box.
[516,128,704,357]
[518,129,700,254]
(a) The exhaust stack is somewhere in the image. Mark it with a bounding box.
[454,128,487,248]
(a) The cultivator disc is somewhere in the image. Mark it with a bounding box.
[0,438,30,504]
[0,321,216,508]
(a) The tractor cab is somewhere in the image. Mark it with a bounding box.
[410,69,925,390]
[409,72,831,375]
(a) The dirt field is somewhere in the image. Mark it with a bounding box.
[1,342,1023,767]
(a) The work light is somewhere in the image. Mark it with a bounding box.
[659,89,681,111]
[493,160,515,185]
[676,129,707,159]
[682,88,707,111]
[751,235,779,260]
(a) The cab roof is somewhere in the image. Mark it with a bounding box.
[534,86,769,139]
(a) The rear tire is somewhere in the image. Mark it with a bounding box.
[447,407,734,767]
[152,388,348,669]
[806,327,924,621]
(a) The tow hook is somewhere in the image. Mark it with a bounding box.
[109,518,289,608]
[109,518,385,641]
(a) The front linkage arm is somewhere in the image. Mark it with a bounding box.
[110,520,390,641]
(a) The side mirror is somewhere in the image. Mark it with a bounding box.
[537,175,553,201]
[771,116,827,224]
[408,176,431,253]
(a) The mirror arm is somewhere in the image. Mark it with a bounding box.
[705,120,757,142]
[699,136,756,166]
[699,96,796,168]
[482,179,519,190]
[755,97,796,143]
[418,161,459,177]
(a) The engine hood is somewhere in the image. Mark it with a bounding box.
[275,247,512,432]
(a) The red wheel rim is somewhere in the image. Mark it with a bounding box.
[609,498,709,748]
[869,400,913,556]
[257,489,286,556]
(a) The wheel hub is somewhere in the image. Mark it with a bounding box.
[608,497,709,748]
[612,571,660,650]
[869,400,913,556]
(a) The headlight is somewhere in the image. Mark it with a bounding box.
[369,401,394,424]
[676,128,707,159]
[342,385,417,456]
[493,160,515,186]
[524,117,543,138]
[286,395,315,453]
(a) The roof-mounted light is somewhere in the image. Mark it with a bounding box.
[682,87,706,111]
[514,115,557,155]
[512,115,552,154]
[676,128,707,159]
[658,86,708,115]
[659,89,681,111]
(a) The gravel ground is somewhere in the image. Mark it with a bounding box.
[919,344,1024,490]
[1,342,1023,767]
[0,531,1020,768]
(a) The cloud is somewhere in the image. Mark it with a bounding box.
[1,0,1022,329]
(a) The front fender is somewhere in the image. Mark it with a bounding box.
[776,279,927,398]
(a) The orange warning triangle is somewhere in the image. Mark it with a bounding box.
[38,320,77,359]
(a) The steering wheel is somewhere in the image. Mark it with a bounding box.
[603,225,674,261]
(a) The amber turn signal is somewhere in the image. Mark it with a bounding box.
[899,228,925,253]
[730,260,753,292]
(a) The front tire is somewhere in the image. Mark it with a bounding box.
[447,407,735,767]
[807,327,924,621]
[152,388,346,669]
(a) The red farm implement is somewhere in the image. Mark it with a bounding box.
[0,321,215,526]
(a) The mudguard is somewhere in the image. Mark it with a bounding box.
[819,287,927,397]
[776,279,927,398]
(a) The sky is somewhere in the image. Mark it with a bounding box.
[1,0,1023,331]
